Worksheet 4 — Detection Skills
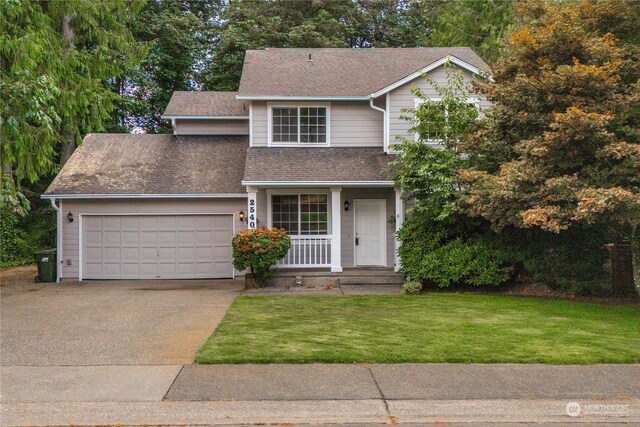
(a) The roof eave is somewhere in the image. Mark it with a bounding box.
[41,193,248,200]
[241,180,395,187]
[235,95,370,101]
[160,115,249,120]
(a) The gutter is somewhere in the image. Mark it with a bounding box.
[242,180,395,187]
[41,193,248,200]
[50,198,62,283]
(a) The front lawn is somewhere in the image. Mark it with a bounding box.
[196,294,640,364]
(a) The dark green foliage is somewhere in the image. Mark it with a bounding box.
[398,213,512,288]
[503,227,611,296]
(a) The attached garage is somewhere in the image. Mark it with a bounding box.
[82,214,234,280]
[42,134,249,282]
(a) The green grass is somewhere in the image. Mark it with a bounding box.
[196,293,640,364]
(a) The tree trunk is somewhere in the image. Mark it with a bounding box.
[59,15,75,165]
[59,133,75,165]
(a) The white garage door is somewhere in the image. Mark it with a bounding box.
[82,214,233,280]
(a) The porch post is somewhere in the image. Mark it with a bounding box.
[394,186,404,272]
[330,186,342,272]
[247,186,257,229]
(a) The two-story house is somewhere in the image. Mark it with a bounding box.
[43,47,489,282]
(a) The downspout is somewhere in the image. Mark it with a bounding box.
[50,198,62,283]
[369,97,388,153]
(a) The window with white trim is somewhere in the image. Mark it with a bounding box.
[272,194,328,235]
[271,106,328,144]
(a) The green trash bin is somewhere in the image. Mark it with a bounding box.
[34,249,57,283]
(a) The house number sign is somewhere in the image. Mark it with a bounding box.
[248,197,257,229]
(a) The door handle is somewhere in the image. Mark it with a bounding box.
[355,237,359,246]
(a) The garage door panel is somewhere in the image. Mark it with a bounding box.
[177,231,194,246]
[103,263,122,275]
[139,216,158,230]
[122,231,139,246]
[195,231,213,245]
[103,231,121,246]
[122,247,139,262]
[121,217,139,230]
[82,214,233,280]
[140,231,158,246]
[103,217,121,230]
[157,215,177,229]
[158,231,176,246]
[85,232,102,247]
[177,247,194,261]
[176,216,195,230]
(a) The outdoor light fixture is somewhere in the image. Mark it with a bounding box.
[238,210,246,222]
[67,212,74,222]
[344,200,350,211]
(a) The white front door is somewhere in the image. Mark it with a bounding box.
[354,199,386,266]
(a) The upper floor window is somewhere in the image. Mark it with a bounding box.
[270,104,329,145]
[414,97,479,144]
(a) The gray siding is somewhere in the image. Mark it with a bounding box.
[250,101,383,147]
[59,198,247,280]
[175,119,249,135]
[388,65,488,144]
[251,101,268,146]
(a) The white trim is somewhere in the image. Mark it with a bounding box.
[161,115,249,120]
[385,93,391,152]
[330,187,342,272]
[249,102,253,147]
[78,213,83,281]
[353,199,387,267]
[394,186,404,272]
[78,212,237,281]
[42,193,248,200]
[237,95,369,101]
[370,56,489,99]
[267,103,331,147]
[50,198,62,283]
[242,180,394,187]
[266,189,332,237]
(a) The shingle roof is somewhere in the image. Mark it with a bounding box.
[243,147,394,183]
[238,48,489,97]
[44,134,248,195]
[163,91,249,117]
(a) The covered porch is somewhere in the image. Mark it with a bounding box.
[244,184,404,273]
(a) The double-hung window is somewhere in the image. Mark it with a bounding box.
[271,105,328,145]
[271,194,328,235]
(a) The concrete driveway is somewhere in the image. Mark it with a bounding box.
[1,279,242,366]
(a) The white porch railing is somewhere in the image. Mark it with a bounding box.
[276,236,332,268]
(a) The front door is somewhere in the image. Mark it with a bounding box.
[354,199,386,266]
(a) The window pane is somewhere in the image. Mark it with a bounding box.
[272,108,298,143]
[272,195,298,234]
[299,194,328,235]
[300,107,326,144]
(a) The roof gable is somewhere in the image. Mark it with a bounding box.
[237,47,489,98]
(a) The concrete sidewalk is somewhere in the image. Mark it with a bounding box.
[2,363,639,426]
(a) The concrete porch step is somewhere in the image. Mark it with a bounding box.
[339,276,404,285]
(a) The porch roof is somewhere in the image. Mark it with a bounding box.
[243,147,395,185]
